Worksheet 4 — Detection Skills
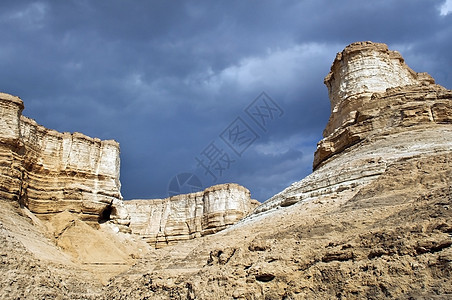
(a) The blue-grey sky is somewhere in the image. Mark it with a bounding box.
[1,0,451,201]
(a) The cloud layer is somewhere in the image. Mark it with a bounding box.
[1,0,451,201]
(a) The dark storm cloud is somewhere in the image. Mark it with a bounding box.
[1,0,451,201]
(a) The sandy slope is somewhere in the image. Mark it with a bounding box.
[102,152,452,299]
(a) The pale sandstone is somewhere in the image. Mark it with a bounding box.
[19,117,123,221]
[125,183,254,248]
[324,41,434,116]
[316,42,447,169]
[1,41,452,299]
[0,92,254,247]
[0,93,125,226]
[102,41,452,299]
[254,42,452,214]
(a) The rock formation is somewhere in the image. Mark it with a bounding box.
[1,41,452,299]
[0,93,255,247]
[126,183,256,248]
[314,41,441,169]
[0,93,128,227]
[254,41,452,214]
[102,42,452,298]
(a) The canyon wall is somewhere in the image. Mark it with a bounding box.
[254,41,452,214]
[0,93,127,226]
[102,42,452,299]
[0,93,255,245]
[315,41,446,169]
[0,93,24,202]
[125,183,256,248]
[2,41,452,299]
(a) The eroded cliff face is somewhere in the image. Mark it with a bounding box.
[314,41,447,169]
[0,93,24,202]
[0,92,255,248]
[0,93,127,226]
[101,41,452,300]
[125,183,256,248]
[2,41,452,299]
[254,41,452,214]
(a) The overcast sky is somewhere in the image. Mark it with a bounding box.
[1,1,451,202]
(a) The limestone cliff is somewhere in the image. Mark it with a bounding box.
[98,42,452,299]
[0,93,127,226]
[254,41,452,214]
[315,41,445,169]
[1,41,452,299]
[0,93,255,247]
[125,183,255,248]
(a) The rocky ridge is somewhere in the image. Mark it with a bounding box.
[0,41,451,299]
[0,94,255,250]
[102,42,452,299]
[125,183,257,248]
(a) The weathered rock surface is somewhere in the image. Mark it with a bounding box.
[103,42,452,299]
[125,183,256,248]
[0,93,127,226]
[104,153,452,299]
[314,41,445,169]
[255,41,452,214]
[0,91,256,258]
[1,41,452,299]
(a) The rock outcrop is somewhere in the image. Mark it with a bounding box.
[1,41,452,299]
[254,41,452,214]
[314,41,445,169]
[125,183,256,248]
[0,93,255,247]
[100,41,452,299]
[0,93,128,226]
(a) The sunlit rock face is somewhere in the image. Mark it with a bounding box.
[0,93,256,242]
[316,41,442,169]
[2,41,452,300]
[125,183,256,248]
[0,93,125,226]
[254,41,452,215]
[0,93,24,202]
[324,41,434,116]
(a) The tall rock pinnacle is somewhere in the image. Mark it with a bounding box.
[313,41,449,169]
[255,41,452,214]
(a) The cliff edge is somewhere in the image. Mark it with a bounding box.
[0,93,126,225]
[254,41,452,214]
[1,42,451,299]
[103,42,452,299]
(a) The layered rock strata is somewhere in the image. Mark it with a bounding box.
[0,93,255,244]
[0,93,24,203]
[125,183,256,248]
[0,93,127,226]
[254,41,452,214]
[315,41,442,169]
[1,41,452,298]
[102,41,452,299]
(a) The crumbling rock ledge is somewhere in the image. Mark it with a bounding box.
[0,92,256,247]
[0,93,129,228]
[253,41,452,215]
[125,183,257,248]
